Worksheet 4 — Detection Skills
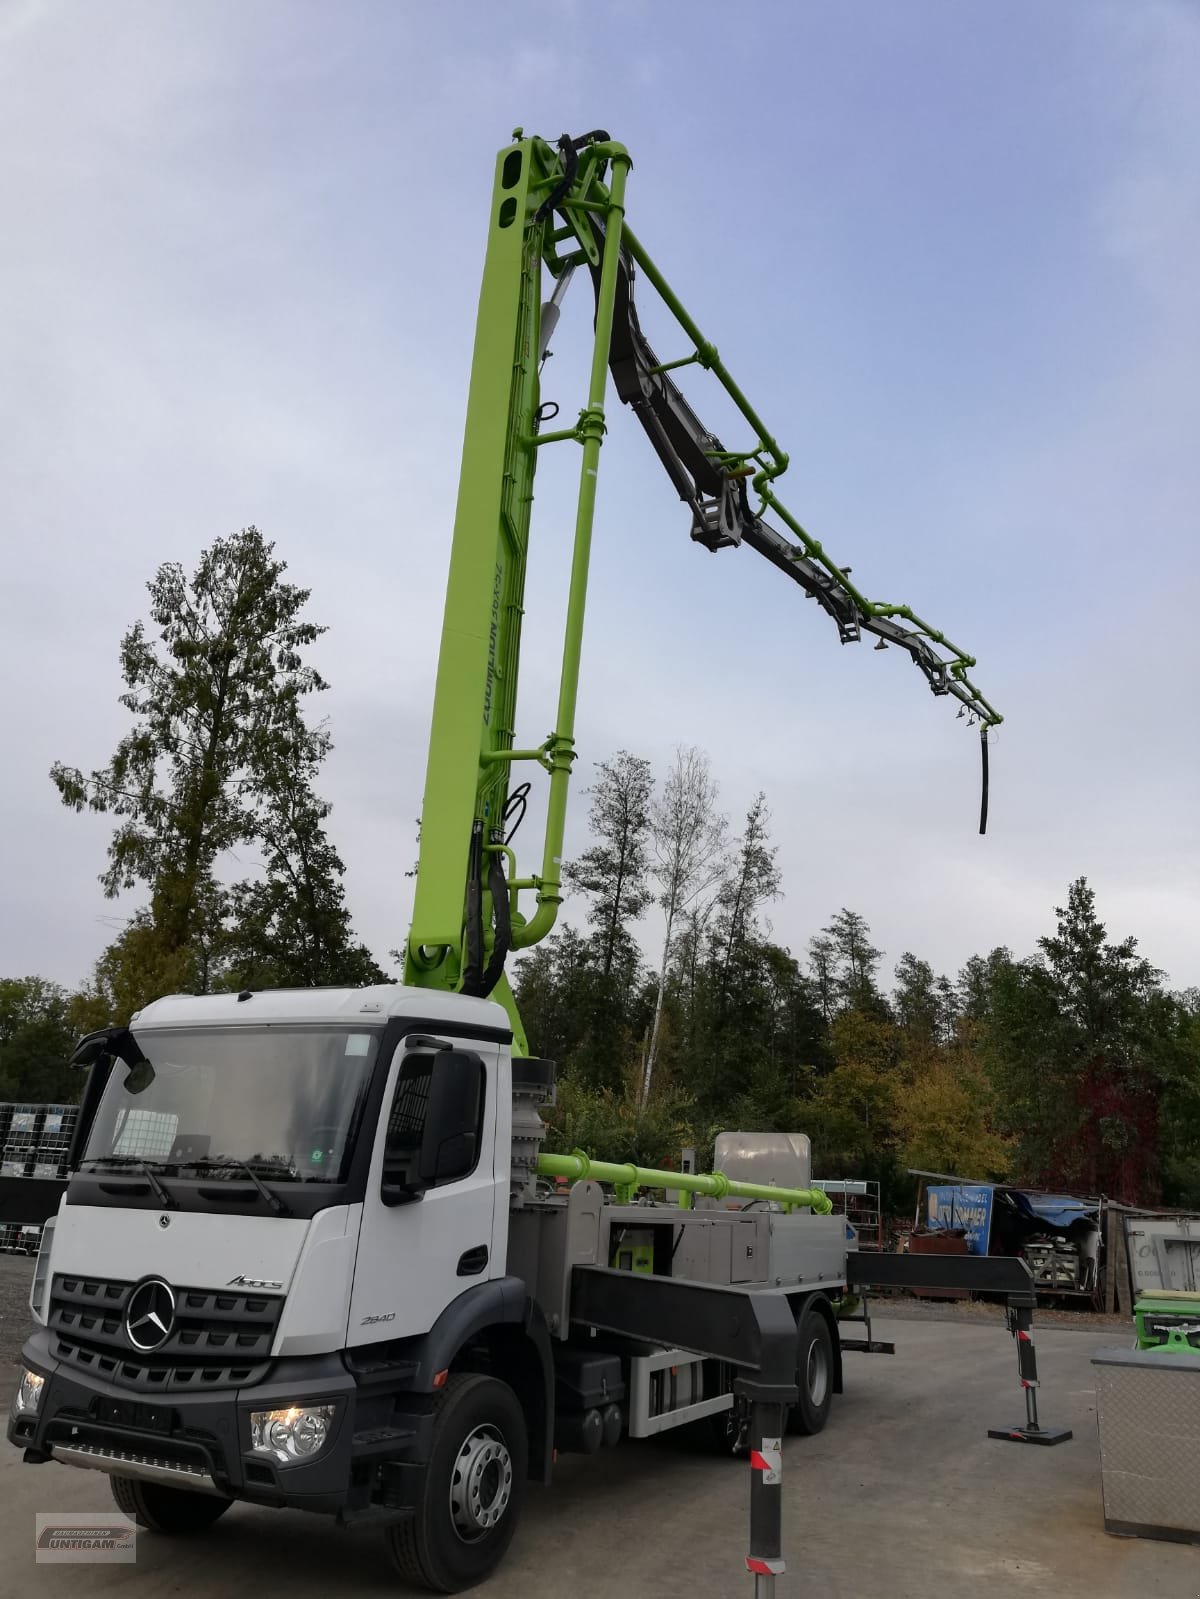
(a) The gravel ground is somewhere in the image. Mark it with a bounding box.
[866,1290,1131,1333]
[0,1253,1132,1406]
[1,1307,1186,1598]
[0,1255,34,1401]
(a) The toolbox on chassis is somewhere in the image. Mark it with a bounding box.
[10,986,848,1591]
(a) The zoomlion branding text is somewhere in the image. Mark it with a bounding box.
[482,561,503,726]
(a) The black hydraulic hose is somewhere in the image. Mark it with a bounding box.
[534,129,612,223]
[535,135,578,223]
[979,729,990,836]
[479,851,511,998]
[502,781,531,844]
[462,822,485,995]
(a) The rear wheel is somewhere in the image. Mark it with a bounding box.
[387,1373,527,1593]
[109,1474,231,1534]
[787,1305,834,1436]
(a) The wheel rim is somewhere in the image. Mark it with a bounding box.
[806,1338,829,1407]
[449,1424,513,1543]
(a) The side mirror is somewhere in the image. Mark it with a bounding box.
[381,1050,484,1206]
[419,1051,483,1186]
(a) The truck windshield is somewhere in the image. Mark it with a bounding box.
[81,1026,380,1184]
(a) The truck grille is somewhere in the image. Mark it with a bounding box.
[48,1274,284,1394]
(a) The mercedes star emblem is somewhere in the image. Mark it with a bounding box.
[124,1278,177,1352]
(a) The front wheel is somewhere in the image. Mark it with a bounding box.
[387,1373,527,1593]
[109,1474,232,1534]
[788,1305,834,1436]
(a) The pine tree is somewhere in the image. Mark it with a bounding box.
[565,752,655,979]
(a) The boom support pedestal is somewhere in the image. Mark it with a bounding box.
[987,1301,1073,1446]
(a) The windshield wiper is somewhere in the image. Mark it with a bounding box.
[181,1157,293,1217]
[78,1156,178,1209]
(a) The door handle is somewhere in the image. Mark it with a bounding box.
[457,1245,489,1277]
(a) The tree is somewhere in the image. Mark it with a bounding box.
[565,752,654,980]
[642,747,727,1105]
[1160,992,1200,1206]
[71,914,201,1031]
[0,977,80,1102]
[545,1074,697,1171]
[819,909,884,1014]
[512,926,593,1066]
[894,1054,1011,1180]
[956,947,1013,1023]
[984,879,1181,1201]
[803,1057,898,1174]
[714,794,780,1010]
[808,933,837,1025]
[218,735,385,990]
[51,528,378,1011]
[893,953,957,1046]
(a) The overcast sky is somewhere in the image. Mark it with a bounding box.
[2,0,1197,999]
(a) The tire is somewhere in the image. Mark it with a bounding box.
[387,1373,527,1593]
[788,1305,834,1436]
[109,1474,232,1534]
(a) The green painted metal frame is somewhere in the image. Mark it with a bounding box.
[537,1149,834,1214]
[403,130,1001,1051]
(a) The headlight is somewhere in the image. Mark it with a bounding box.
[249,1403,335,1465]
[14,1369,45,1415]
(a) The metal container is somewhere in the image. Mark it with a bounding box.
[1092,1346,1200,1543]
[908,1227,968,1300]
[712,1132,811,1203]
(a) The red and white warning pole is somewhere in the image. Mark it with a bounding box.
[746,1401,786,1596]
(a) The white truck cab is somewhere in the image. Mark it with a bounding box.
[11,985,560,1590]
[9,983,850,1592]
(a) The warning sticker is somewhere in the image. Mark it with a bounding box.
[749,1437,782,1485]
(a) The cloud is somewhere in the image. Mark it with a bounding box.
[1,0,1197,1001]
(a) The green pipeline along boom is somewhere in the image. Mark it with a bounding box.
[538,1150,835,1214]
[404,129,1001,1051]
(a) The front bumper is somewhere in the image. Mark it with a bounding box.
[9,1327,431,1518]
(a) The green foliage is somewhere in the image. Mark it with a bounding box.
[50,527,383,1023]
[894,1055,1012,1181]
[216,747,386,991]
[713,795,780,1012]
[518,755,1155,1219]
[0,977,81,1102]
[51,528,326,948]
[545,1075,697,1170]
[893,953,945,1045]
[982,878,1190,1201]
[813,909,885,1016]
[564,751,654,980]
[70,914,203,1031]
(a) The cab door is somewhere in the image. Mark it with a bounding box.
[348,1033,502,1346]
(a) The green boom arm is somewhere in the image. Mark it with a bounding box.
[537,1149,834,1214]
[404,130,1000,1051]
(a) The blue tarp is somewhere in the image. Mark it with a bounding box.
[926,1184,1100,1251]
[1008,1191,1097,1229]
